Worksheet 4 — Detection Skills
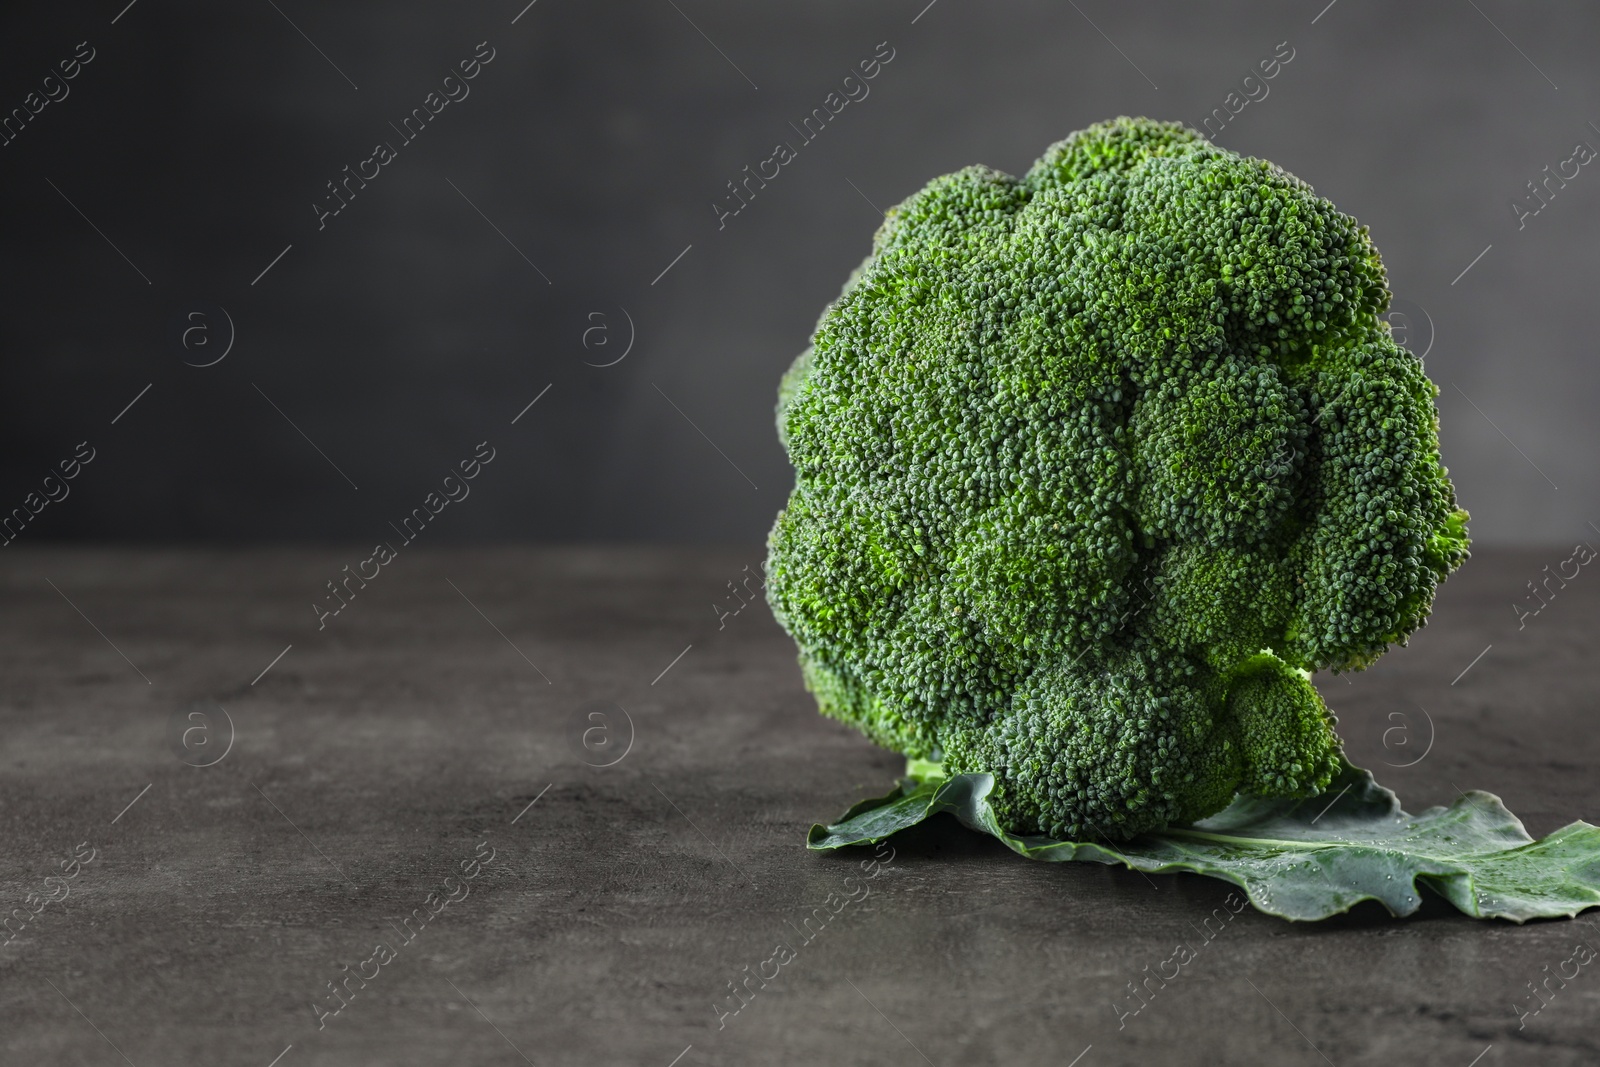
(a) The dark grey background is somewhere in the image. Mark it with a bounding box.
[0,0,1595,545]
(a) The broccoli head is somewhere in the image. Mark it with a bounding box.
[766,117,1470,841]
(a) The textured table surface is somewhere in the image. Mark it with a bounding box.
[2,546,1598,1066]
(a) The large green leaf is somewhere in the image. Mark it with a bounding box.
[807,760,1600,922]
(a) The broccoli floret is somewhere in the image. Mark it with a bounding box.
[766,118,1470,841]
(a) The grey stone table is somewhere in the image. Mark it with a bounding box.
[2,547,1598,1066]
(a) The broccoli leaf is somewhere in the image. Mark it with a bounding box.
[807,760,1600,922]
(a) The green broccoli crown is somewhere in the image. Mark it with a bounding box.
[767,117,1469,840]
